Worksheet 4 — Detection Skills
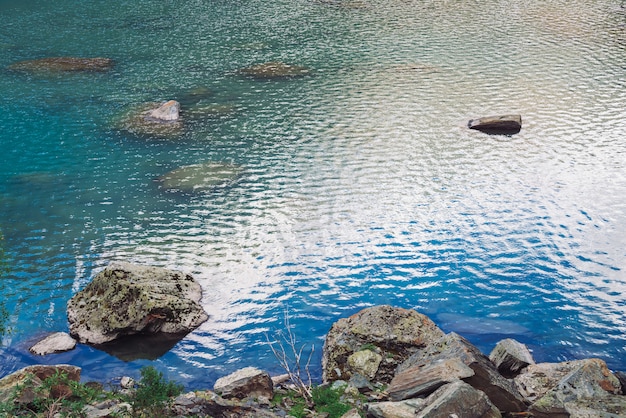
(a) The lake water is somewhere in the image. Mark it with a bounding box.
[1,0,625,388]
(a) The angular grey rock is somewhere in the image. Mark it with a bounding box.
[514,360,591,403]
[29,332,77,355]
[398,332,526,412]
[367,398,426,418]
[527,358,621,418]
[147,100,180,122]
[418,381,501,418]
[322,305,445,384]
[213,367,274,400]
[340,409,362,418]
[468,114,522,135]
[67,261,208,345]
[388,357,475,401]
[489,338,534,377]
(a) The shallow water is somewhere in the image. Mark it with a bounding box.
[0,0,625,388]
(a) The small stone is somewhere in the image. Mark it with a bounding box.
[347,349,383,380]
[29,332,76,355]
[120,376,135,389]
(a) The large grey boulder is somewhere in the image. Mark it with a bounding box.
[367,399,426,418]
[322,306,445,384]
[488,338,534,378]
[397,332,526,413]
[29,332,77,355]
[213,367,274,400]
[8,57,114,73]
[524,358,622,417]
[67,261,208,345]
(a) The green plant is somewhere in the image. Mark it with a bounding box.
[130,366,183,416]
[311,385,352,418]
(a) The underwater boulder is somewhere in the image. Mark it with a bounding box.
[8,57,114,73]
[239,61,311,79]
[156,161,244,194]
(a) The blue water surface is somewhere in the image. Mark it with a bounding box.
[1,0,626,388]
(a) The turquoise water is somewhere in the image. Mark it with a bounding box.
[1,0,625,388]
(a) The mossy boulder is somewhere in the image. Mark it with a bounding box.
[322,305,445,384]
[67,261,208,345]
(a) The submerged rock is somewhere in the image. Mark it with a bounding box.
[29,332,77,356]
[239,61,311,79]
[156,161,244,194]
[468,114,522,135]
[66,261,208,345]
[8,57,114,73]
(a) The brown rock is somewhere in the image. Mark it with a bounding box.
[468,115,522,135]
[398,332,526,412]
[388,357,475,401]
[0,365,81,405]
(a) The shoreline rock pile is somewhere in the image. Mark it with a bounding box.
[5,305,626,417]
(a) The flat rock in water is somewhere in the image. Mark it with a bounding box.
[239,61,310,79]
[8,57,114,73]
[29,332,77,355]
[156,161,244,193]
[67,261,208,345]
[468,114,522,135]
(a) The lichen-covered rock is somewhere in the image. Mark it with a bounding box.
[527,358,622,418]
[418,381,502,418]
[171,390,281,417]
[67,261,208,345]
[322,305,445,384]
[8,57,114,73]
[347,349,383,380]
[156,161,244,194]
[489,338,534,378]
[239,61,310,79]
[29,332,77,355]
[213,367,273,400]
[0,365,81,405]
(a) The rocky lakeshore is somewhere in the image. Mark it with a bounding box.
[2,304,626,417]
